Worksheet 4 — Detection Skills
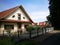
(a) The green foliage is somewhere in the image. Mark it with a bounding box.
[0,38,39,45]
[34,26,41,30]
[49,0,60,29]
[0,38,14,45]
[26,25,34,31]
[47,15,51,24]
[16,40,37,45]
[26,24,41,31]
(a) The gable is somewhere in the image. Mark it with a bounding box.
[0,5,33,23]
[0,7,17,19]
[5,8,30,21]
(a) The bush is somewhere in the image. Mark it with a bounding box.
[33,26,41,30]
[26,25,34,31]
[26,25,41,31]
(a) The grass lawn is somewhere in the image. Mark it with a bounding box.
[0,37,39,45]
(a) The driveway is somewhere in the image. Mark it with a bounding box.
[41,32,60,45]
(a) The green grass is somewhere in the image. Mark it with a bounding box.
[15,40,37,45]
[0,38,14,45]
[0,38,38,45]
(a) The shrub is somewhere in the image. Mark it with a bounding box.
[34,26,41,30]
[26,25,34,32]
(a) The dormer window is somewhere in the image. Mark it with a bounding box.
[12,15,15,18]
[18,13,21,20]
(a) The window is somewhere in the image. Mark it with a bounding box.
[18,13,21,20]
[23,17,25,19]
[18,13,21,16]
[18,14,21,16]
[4,25,14,30]
[12,15,15,18]
[18,24,21,29]
[18,17,21,20]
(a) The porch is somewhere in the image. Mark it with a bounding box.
[0,22,30,34]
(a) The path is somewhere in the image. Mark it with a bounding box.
[29,30,60,45]
[41,32,60,45]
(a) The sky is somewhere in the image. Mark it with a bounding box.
[0,0,49,22]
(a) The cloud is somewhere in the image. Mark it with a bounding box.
[0,0,49,22]
[25,4,48,11]
[24,4,42,12]
[29,11,49,22]
[23,3,49,22]
[23,2,49,22]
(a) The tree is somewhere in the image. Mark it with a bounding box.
[49,0,60,30]
[47,15,51,24]
[26,25,34,39]
[34,26,41,36]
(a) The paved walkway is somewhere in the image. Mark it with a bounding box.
[41,32,60,45]
[49,30,60,33]
[30,30,60,45]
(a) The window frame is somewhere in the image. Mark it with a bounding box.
[18,13,21,20]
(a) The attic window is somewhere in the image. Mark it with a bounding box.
[18,13,21,20]
[12,15,15,18]
[18,13,21,16]
[23,17,25,19]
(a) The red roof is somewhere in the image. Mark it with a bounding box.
[0,5,33,23]
[39,22,46,26]
[0,6,18,19]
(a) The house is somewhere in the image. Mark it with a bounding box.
[39,22,46,27]
[39,21,52,27]
[32,23,37,26]
[0,5,33,33]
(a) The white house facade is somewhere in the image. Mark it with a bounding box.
[0,5,33,34]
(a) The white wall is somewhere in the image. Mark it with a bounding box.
[14,23,18,32]
[5,8,30,21]
[0,23,18,32]
[1,23,4,31]
[0,24,1,30]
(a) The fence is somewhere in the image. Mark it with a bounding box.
[0,27,54,39]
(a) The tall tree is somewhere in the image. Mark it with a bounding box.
[48,0,60,29]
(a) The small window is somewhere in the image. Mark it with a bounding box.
[18,13,21,20]
[18,13,21,16]
[23,17,25,19]
[12,15,15,18]
[18,17,21,20]
[4,25,14,30]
